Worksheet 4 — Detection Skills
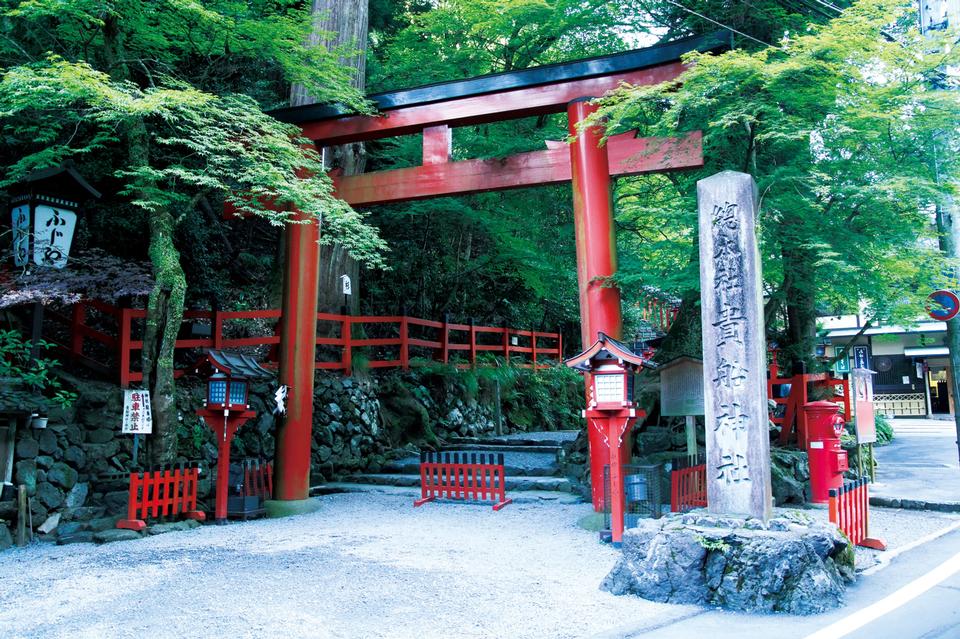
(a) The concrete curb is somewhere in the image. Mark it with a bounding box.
[870,496,960,513]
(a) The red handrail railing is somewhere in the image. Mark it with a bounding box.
[768,349,850,448]
[45,301,563,387]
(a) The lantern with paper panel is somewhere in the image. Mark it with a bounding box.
[565,332,654,410]
[5,162,100,269]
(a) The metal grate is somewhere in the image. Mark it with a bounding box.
[603,463,665,532]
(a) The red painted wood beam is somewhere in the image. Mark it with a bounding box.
[334,131,702,207]
[422,125,452,165]
[300,62,686,146]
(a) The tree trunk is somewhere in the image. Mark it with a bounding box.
[781,243,818,370]
[291,0,368,318]
[103,16,185,465]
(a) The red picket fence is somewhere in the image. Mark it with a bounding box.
[829,479,887,550]
[670,455,707,513]
[42,300,562,387]
[413,451,512,511]
[117,464,206,531]
[241,458,273,500]
[768,349,850,449]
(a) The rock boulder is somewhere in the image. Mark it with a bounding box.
[601,511,854,614]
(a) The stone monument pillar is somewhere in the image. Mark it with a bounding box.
[697,171,772,521]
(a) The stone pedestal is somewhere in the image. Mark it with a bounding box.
[601,511,854,614]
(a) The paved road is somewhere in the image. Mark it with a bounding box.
[595,525,960,639]
[872,419,960,506]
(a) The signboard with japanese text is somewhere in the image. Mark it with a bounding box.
[832,352,851,375]
[852,345,870,370]
[122,390,153,434]
[33,205,77,269]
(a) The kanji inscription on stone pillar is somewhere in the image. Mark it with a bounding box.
[698,170,772,521]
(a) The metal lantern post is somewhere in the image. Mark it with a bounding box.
[194,350,273,523]
[566,333,656,545]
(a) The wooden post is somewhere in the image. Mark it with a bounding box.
[440,313,450,364]
[70,303,85,363]
[342,315,352,375]
[118,307,133,388]
[212,309,224,350]
[469,318,477,369]
[531,328,538,370]
[16,484,27,546]
[557,328,563,361]
[400,313,409,370]
[685,415,698,456]
[503,326,510,366]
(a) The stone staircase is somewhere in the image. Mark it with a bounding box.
[335,430,581,496]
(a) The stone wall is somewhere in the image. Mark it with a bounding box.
[2,365,580,548]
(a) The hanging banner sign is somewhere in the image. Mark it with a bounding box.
[832,353,851,375]
[927,290,960,322]
[852,345,870,370]
[122,389,153,434]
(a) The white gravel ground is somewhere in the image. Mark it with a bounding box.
[0,493,694,639]
[3,493,957,639]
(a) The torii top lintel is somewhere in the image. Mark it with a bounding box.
[271,31,730,147]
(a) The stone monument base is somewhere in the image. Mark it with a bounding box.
[601,510,854,614]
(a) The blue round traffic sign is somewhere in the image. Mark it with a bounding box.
[927,289,960,321]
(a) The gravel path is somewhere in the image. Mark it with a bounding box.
[4,493,957,639]
[0,493,690,639]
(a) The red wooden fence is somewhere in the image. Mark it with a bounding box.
[769,349,850,449]
[670,456,707,513]
[117,464,206,531]
[638,290,680,334]
[242,458,273,500]
[829,479,886,550]
[44,301,562,387]
[414,451,512,511]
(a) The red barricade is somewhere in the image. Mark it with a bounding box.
[117,463,206,531]
[829,478,886,550]
[242,458,273,500]
[414,451,512,511]
[670,456,707,513]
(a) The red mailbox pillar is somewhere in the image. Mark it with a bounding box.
[804,401,848,503]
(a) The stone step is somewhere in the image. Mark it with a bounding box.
[313,482,582,504]
[439,443,563,454]
[345,473,575,492]
[384,450,562,477]
[445,430,579,448]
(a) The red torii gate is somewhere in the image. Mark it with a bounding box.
[270,32,728,511]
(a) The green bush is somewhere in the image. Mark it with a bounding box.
[874,413,894,446]
[0,330,77,411]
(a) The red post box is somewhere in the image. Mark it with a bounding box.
[804,401,848,503]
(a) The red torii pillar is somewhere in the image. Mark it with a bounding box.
[270,211,322,512]
[568,98,629,511]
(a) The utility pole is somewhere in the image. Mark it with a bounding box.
[920,0,960,464]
